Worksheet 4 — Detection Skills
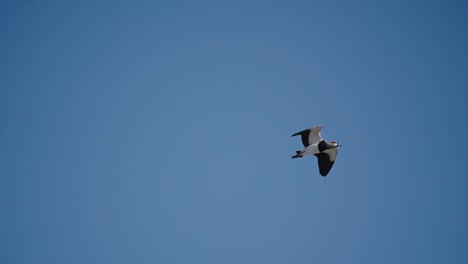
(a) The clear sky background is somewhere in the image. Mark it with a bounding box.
[1,1,468,263]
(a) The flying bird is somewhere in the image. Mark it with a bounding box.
[291,126,341,177]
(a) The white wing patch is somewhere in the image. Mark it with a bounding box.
[324,148,338,162]
[307,126,323,145]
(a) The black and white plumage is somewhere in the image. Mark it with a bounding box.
[291,126,341,177]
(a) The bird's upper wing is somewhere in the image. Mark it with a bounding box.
[314,148,338,177]
[291,126,323,147]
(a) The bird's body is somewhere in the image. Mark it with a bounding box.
[291,126,341,177]
[303,143,320,155]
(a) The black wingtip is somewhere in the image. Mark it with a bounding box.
[291,130,306,137]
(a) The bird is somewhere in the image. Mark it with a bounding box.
[291,126,341,177]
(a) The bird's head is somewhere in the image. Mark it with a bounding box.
[331,141,342,147]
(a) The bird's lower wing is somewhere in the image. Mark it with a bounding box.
[314,148,337,177]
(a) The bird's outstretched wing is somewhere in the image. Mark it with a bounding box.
[314,148,338,176]
[291,126,323,147]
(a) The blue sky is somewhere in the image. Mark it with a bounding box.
[1,1,467,263]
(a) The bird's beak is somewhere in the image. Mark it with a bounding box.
[338,144,342,147]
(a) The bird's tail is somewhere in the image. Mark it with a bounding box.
[292,151,303,159]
